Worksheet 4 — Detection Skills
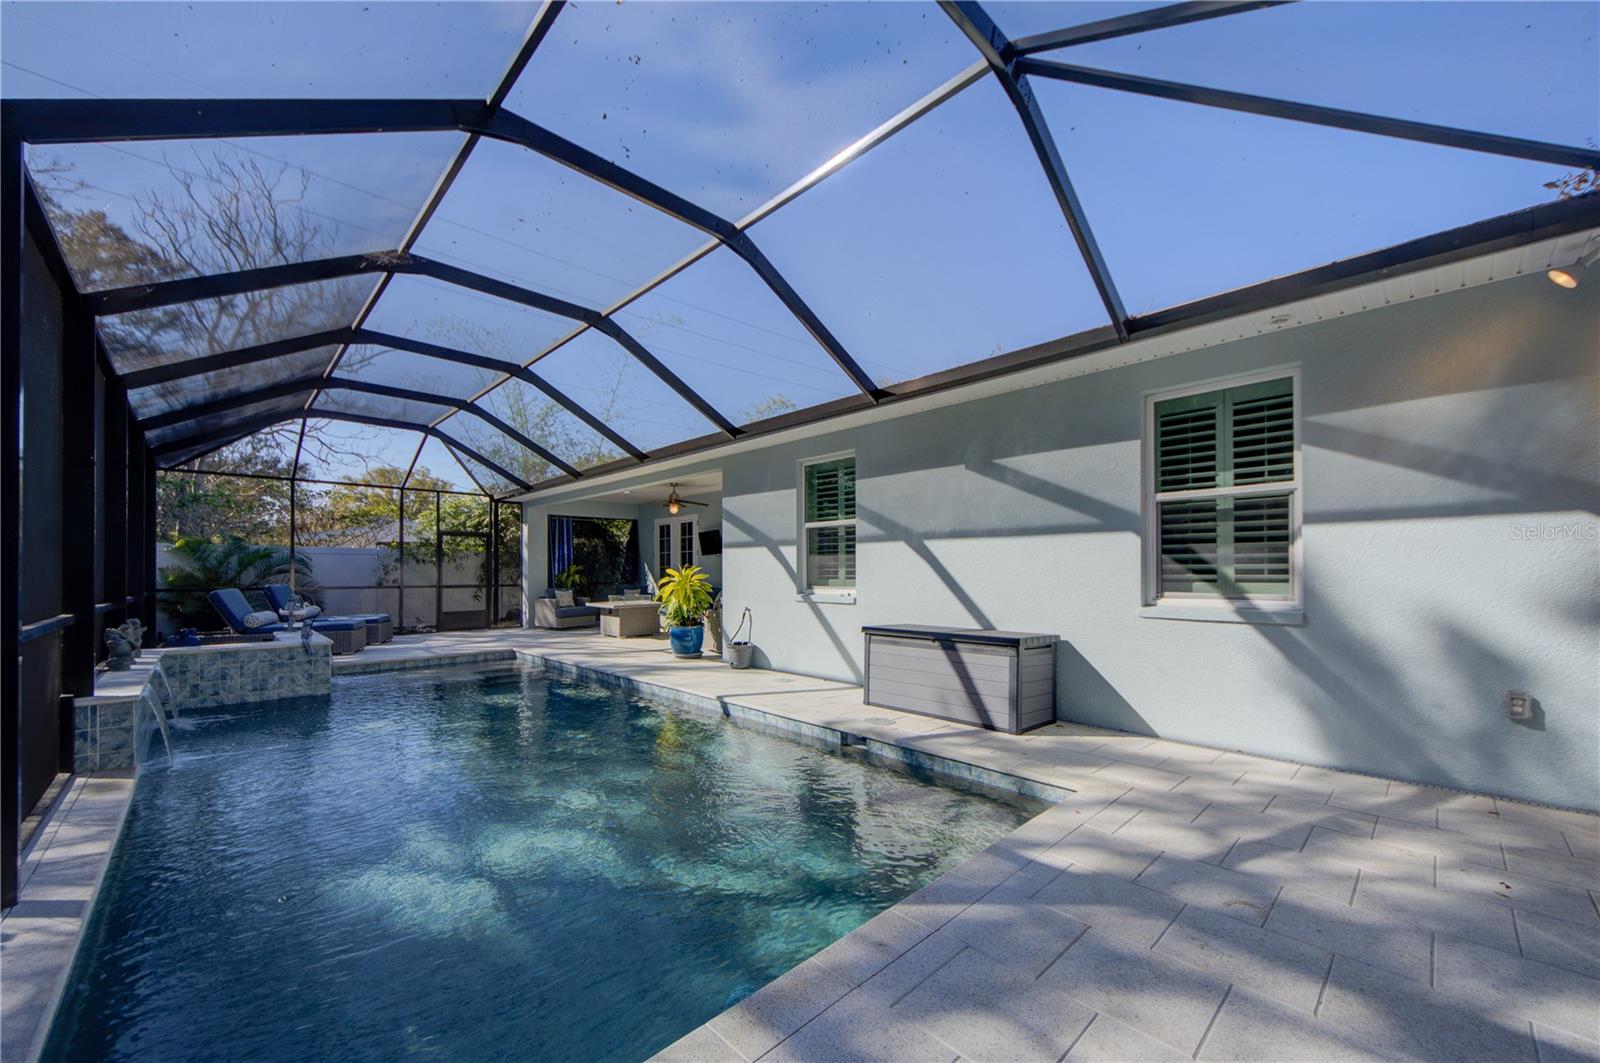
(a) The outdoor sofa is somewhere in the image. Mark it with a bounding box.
[533,589,600,629]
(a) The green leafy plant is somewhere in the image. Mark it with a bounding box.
[159,536,317,629]
[655,565,713,628]
[554,564,585,592]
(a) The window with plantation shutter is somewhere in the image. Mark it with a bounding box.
[801,454,856,592]
[1146,374,1299,613]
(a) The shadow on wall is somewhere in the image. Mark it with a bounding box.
[1044,546,1592,804]
[1254,576,1596,806]
[857,504,996,630]
[720,508,863,683]
[1054,641,1150,736]
[709,282,1597,802]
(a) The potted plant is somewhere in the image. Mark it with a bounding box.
[655,564,713,658]
[554,564,585,598]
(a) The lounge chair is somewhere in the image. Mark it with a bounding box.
[263,585,393,644]
[260,584,321,620]
[208,588,286,634]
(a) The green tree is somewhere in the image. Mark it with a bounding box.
[157,434,296,543]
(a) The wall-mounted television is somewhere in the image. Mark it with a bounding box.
[698,529,722,556]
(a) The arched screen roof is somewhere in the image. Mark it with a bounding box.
[6,0,1597,496]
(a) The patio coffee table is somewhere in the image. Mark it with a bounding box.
[592,600,660,638]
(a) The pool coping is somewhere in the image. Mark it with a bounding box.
[337,645,1147,806]
[1,772,136,1063]
[512,651,1076,806]
[341,645,1078,803]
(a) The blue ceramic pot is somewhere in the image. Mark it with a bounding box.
[668,624,704,658]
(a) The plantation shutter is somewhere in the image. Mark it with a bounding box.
[804,457,856,589]
[1231,385,1295,484]
[805,458,855,522]
[1155,379,1294,599]
[1155,399,1220,492]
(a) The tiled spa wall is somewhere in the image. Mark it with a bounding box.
[158,639,332,712]
[74,696,143,772]
[74,637,334,772]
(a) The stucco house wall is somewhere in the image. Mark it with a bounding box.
[524,272,1599,809]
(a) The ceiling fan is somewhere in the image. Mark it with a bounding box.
[663,483,709,515]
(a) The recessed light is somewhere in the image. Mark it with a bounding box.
[1547,267,1580,289]
[1548,242,1600,289]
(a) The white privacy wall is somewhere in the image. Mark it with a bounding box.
[527,272,1599,809]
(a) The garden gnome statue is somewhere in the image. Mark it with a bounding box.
[120,618,144,653]
[103,626,138,671]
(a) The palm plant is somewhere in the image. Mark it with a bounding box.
[654,565,713,628]
[160,536,317,629]
[554,564,585,593]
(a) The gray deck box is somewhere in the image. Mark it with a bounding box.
[862,625,1058,734]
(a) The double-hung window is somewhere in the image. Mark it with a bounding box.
[801,454,856,595]
[1144,371,1301,620]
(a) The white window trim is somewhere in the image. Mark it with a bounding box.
[1140,365,1304,625]
[653,514,699,576]
[797,450,857,602]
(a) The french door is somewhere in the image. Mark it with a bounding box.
[654,516,699,578]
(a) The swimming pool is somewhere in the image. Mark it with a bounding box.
[46,664,1036,1061]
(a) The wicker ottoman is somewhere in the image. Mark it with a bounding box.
[595,601,661,638]
[351,613,394,643]
[311,618,367,655]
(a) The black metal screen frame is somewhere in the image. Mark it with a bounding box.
[5,0,1594,504]
[152,469,521,638]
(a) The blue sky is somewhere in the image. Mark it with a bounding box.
[5,1,1596,482]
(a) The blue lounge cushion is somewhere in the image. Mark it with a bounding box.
[316,613,389,630]
[209,589,286,634]
[555,606,599,619]
[265,585,392,631]
[262,584,322,619]
[310,618,364,631]
[261,584,294,609]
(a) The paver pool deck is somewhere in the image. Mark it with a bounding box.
[5,629,1596,1062]
[349,630,1600,1062]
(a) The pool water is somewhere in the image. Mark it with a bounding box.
[46,665,1036,1062]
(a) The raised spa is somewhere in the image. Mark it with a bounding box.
[46,664,1035,1061]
